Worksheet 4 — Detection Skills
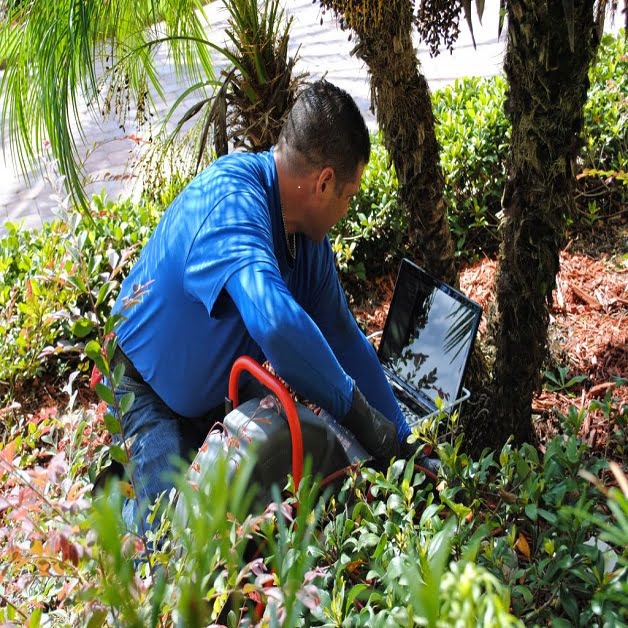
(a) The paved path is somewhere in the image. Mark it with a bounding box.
[0,1,619,232]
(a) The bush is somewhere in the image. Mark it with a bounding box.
[1,385,625,625]
[0,190,166,406]
[434,75,510,257]
[576,30,627,226]
[333,30,626,276]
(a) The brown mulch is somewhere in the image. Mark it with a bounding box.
[353,249,627,456]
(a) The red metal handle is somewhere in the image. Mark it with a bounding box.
[228,356,304,491]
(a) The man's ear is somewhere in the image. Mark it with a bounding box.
[317,166,335,195]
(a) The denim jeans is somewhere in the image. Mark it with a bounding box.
[112,374,265,533]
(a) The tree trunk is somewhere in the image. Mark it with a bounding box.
[491,0,598,445]
[319,0,494,453]
[321,0,458,286]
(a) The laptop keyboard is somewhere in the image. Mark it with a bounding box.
[396,397,426,428]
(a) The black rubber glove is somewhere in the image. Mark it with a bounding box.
[342,385,399,463]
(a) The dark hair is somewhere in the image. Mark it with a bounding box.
[277,80,370,188]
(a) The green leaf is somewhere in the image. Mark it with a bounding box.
[96,282,114,307]
[84,340,102,361]
[111,362,125,389]
[109,445,129,464]
[512,584,533,606]
[420,503,443,525]
[71,317,95,338]
[538,508,558,524]
[94,382,115,406]
[104,412,122,435]
[345,583,369,614]
[525,503,538,521]
[559,584,579,623]
[28,608,42,628]
[119,391,135,416]
[68,275,88,293]
[86,606,108,628]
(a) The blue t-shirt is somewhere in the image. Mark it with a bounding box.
[113,150,409,439]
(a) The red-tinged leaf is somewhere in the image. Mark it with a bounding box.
[90,366,103,389]
[56,579,76,601]
[0,497,11,513]
[0,440,17,466]
[36,558,51,575]
[304,566,328,583]
[48,533,62,555]
[247,589,262,604]
[297,584,321,611]
[47,453,68,483]
[62,540,80,567]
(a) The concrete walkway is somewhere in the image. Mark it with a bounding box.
[0,1,619,233]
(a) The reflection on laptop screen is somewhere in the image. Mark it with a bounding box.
[378,259,482,408]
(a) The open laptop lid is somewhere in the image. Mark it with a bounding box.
[378,259,482,411]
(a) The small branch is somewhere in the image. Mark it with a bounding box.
[0,593,28,621]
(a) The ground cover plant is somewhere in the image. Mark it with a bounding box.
[1,32,627,626]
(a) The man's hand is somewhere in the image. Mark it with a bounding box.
[342,385,399,463]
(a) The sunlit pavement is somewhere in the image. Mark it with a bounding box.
[0,0,621,232]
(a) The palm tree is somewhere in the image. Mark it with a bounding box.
[490,0,608,445]
[0,0,301,211]
[319,0,459,287]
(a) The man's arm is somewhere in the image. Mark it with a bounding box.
[225,262,355,418]
[305,243,411,442]
[225,262,399,460]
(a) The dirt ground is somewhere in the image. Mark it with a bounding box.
[353,243,627,459]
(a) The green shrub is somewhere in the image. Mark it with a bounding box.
[0,191,164,404]
[582,31,627,175]
[434,75,510,257]
[333,30,625,276]
[576,30,627,225]
[1,359,625,624]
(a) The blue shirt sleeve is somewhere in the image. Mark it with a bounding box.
[225,262,355,419]
[305,243,411,440]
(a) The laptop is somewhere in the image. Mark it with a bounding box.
[377,258,482,427]
[318,258,482,461]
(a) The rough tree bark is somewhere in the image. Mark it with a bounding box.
[319,0,458,286]
[491,0,599,445]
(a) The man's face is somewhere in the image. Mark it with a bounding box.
[307,162,365,242]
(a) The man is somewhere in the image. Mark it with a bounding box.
[110,80,412,527]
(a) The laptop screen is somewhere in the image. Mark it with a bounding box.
[378,259,482,409]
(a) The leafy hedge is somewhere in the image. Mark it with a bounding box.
[1,382,626,625]
[0,191,164,406]
[331,30,627,277]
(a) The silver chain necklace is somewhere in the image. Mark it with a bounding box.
[280,203,296,260]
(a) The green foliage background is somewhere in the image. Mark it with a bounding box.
[330,30,626,278]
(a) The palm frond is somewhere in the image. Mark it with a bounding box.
[0,0,217,212]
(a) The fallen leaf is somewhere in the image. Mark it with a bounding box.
[515,534,531,560]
